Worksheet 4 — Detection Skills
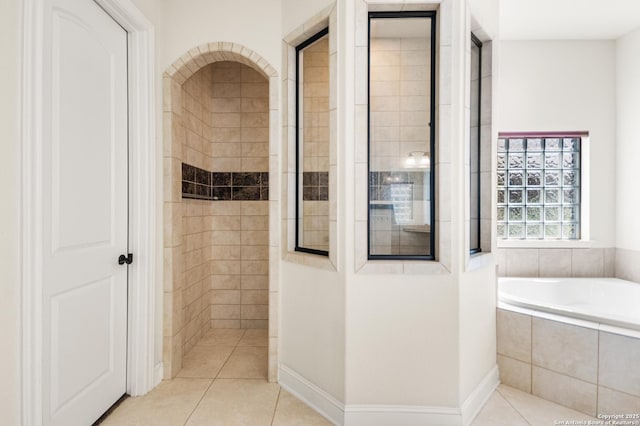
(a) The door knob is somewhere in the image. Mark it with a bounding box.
[118,253,133,265]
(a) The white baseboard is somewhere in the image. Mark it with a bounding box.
[344,405,462,426]
[278,365,345,425]
[278,364,499,426]
[461,365,500,425]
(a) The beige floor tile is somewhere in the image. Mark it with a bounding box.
[272,389,332,426]
[198,328,246,346]
[185,379,280,426]
[102,378,212,426]
[498,384,598,426]
[471,390,528,426]
[178,345,235,378]
[237,328,268,347]
[217,346,268,379]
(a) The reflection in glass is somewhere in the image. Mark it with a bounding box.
[296,29,329,255]
[368,12,436,259]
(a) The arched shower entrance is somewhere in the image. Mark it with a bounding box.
[162,42,279,382]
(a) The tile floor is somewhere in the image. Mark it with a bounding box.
[103,328,599,425]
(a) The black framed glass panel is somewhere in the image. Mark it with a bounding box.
[470,33,482,254]
[368,11,436,260]
[295,28,329,256]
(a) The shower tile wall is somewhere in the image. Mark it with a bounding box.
[180,68,214,355]
[174,62,269,359]
[208,62,269,330]
[302,36,329,251]
[369,37,430,255]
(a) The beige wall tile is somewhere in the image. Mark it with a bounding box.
[506,249,539,277]
[532,318,598,383]
[241,275,269,290]
[532,366,597,417]
[572,249,604,277]
[242,319,268,329]
[241,215,269,231]
[241,290,268,305]
[241,304,268,320]
[538,249,572,277]
[497,309,532,363]
[241,230,269,246]
[240,260,269,275]
[604,248,615,277]
[597,386,640,416]
[599,332,640,397]
[210,304,241,320]
[209,275,241,290]
[209,245,241,261]
[497,354,531,393]
[211,289,241,305]
[615,248,640,283]
[211,319,241,329]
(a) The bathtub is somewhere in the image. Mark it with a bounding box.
[496,277,640,417]
[499,277,640,334]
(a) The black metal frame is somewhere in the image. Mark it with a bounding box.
[295,27,330,256]
[470,32,482,254]
[367,11,437,261]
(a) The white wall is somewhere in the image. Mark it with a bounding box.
[344,0,499,410]
[282,0,334,37]
[498,41,617,247]
[161,0,282,72]
[0,0,22,422]
[615,28,640,251]
[279,0,346,403]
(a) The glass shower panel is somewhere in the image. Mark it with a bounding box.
[368,12,435,259]
[296,29,330,255]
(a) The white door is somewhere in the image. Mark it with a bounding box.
[42,0,129,424]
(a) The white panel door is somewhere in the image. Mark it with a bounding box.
[42,0,128,424]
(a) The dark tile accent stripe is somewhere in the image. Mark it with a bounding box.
[302,172,329,201]
[182,162,268,201]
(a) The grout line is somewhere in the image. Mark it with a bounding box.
[270,387,283,426]
[495,387,533,426]
[214,330,246,379]
[182,378,215,426]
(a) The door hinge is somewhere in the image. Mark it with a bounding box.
[118,253,133,265]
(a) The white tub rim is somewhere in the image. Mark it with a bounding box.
[498,277,640,340]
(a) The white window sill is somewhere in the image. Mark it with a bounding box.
[284,251,337,271]
[497,239,595,249]
[357,260,451,275]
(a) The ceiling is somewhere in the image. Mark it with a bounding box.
[500,0,640,40]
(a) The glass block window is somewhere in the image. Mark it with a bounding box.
[497,135,581,240]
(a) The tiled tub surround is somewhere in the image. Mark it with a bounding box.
[497,308,640,416]
[164,47,278,380]
[616,248,640,284]
[495,247,616,278]
[182,163,269,201]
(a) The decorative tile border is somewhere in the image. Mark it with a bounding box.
[182,162,269,201]
[302,172,328,201]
